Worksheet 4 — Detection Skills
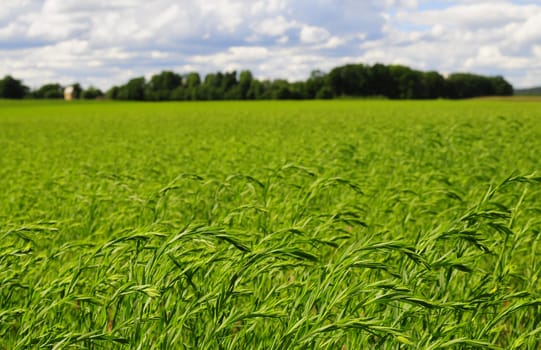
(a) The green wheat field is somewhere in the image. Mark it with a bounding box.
[1,100,541,349]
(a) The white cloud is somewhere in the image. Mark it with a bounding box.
[299,25,330,44]
[534,46,541,58]
[512,11,541,44]
[277,35,289,44]
[0,0,539,89]
[361,0,541,87]
[0,22,26,39]
[398,3,536,29]
[192,46,269,66]
[253,16,298,37]
[321,36,347,49]
[464,46,531,70]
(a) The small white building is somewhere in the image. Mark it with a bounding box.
[64,86,75,101]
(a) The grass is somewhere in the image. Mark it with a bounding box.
[1,99,541,349]
[473,96,541,102]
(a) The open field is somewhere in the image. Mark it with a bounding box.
[1,100,541,349]
[472,96,541,102]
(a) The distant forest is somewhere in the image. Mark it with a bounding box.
[0,63,513,101]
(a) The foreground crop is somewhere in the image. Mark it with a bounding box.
[1,100,540,349]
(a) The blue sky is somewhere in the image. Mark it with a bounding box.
[1,0,540,89]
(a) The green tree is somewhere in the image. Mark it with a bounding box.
[420,71,446,99]
[221,71,238,92]
[82,86,104,99]
[146,71,182,100]
[369,64,396,98]
[328,64,370,96]
[289,81,307,99]
[106,86,119,99]
[72,83,83,99]
[170,86,187,100]
[268,80,293,99]
[33,83,64,99]
[316,86,334,99]
[238,70,254,99]
[222,71,240,100]
[489,76,513,96]
[306,70,327,99]
[388,65,423,99]
[0,75,28,99]
[184,72,202,100]
[97,62,513,101]
[185,73,201,88]
[445,73,495,99]
[117,77,146,100]
[201,73,224,100]
[247,79,265,100]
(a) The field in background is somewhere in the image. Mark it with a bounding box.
[473,96,541,102]
[1,100,541,349]
[514,86,541,96]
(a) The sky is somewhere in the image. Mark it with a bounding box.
[1,0,540,90]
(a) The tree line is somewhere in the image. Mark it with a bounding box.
[0,63,513,101]
[0,77,104,100]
